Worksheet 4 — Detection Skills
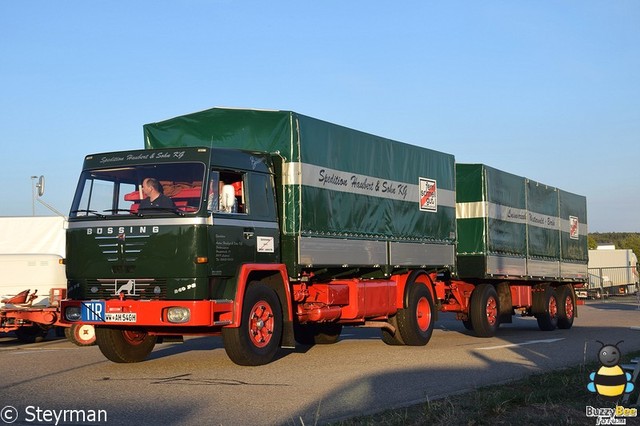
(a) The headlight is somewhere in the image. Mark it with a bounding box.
[65,306,81,321]
[166,307,190,323]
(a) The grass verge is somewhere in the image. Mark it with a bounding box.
[327,350,639,426]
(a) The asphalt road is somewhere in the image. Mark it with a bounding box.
[1,297,639,426]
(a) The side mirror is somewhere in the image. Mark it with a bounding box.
[36,175,45,197]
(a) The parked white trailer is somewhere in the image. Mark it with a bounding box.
[588,247,639,296]
[0,216,95,345]
[0,253,66,305]
[0,216,65,303]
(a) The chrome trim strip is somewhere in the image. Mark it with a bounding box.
[298,237,387,266]
[389,242,455,266]
[486,255,527,276]
[213,218,279,229]
[68,217,212,229]
[560,262,588,278]
[527,259,560,277]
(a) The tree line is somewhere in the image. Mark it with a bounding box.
[588,232,640,260]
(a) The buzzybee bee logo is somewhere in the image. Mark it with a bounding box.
[588,341,634,399]
[585,340,637,425]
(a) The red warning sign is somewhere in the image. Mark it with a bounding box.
[569,216,579,240]
[419,178,437,212]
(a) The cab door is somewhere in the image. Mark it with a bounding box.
[246,171,279,265]
[209,170,255,277]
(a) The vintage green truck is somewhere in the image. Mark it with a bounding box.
[61,108,588,365]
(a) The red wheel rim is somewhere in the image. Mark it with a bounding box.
[122,330,148,345]
[549,296,558,318]
[416,296,432,332]
[248,301,275,348]
[486,296,498,326]
[564,296,574,319]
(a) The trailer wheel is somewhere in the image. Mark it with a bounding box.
[470,284,499,337]
[15,324,49,343]
[96,327,157,363]
[395,283,435,346]
[64,324,97,346]
[222,283,282,366]
[556,286,575,329]
[295,323,342,345]
[381,315,406,345]
[536,288,559,331]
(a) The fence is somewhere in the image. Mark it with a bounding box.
[587,266,639,296]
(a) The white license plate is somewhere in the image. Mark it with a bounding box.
[105,312,137,322]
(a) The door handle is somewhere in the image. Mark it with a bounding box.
[243,228,255,239]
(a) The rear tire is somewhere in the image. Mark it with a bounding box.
[96,327,157,363]
[222,283,282,366]
[557,286,575,329]
[536,287,559,331]
[395,284,435,346]
[470,284,500,337]
[15,324,49,343]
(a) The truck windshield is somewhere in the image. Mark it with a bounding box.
[70,163,205,218]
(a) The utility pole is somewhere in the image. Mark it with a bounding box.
[30,175,38,216]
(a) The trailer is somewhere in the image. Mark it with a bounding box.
[60,108,588,365]
[587,248,639,296]
[0,217,96,345]
[1,285,65,343]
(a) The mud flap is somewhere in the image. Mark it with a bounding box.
[281,319,296,349]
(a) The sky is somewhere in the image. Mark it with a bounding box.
[1,1,639,232]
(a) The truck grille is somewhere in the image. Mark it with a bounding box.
[97,234,149,264]
[86,278,167,299]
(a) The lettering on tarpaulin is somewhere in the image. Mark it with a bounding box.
[317,169,412,201]
[318,169,348,187]
[507,209,526,220]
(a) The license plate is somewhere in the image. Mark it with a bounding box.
[104,312,137,323]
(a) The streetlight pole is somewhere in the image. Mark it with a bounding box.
[30,175,38,216]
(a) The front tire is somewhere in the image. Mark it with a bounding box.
[96,327,157,363]
[470,284,500,337]
[223,283,283,366]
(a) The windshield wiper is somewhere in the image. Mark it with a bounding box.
[137,207,185,217]
[70,209,107,219]
[102,208,142,217]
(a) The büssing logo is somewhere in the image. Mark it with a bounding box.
[86,226,160,235]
